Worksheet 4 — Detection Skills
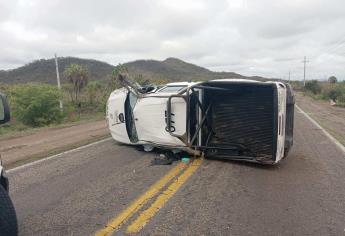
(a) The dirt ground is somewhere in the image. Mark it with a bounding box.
[0,120,109,167]
[296,93,345,145]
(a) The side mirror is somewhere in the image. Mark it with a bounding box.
[0,93,10,125]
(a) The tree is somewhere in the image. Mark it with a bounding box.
[63,64,89,104]
[305,80,321,94]
[328,76,337,84]
[109,64,128,91]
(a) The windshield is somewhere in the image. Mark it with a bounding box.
[124,91,138,143]
[158,86,186,93]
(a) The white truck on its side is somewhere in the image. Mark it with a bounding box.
[106,75,294,165]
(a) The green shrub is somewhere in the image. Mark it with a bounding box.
[328,88,343,100]
[11,84,64,127]
[85,81,102,105]
[321,84,345,100]
[290,81,304,91]
[98,94,109,113]
[305,80,321,94]
[337,94,345,103]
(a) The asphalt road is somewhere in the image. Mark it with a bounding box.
[8,109,345,236]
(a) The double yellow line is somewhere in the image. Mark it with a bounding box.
[95,158,203,236]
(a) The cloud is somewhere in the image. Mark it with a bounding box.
[1,0,345,80]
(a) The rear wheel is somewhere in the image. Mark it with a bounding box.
[0,184,18,236]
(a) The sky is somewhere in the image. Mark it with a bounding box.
[1,0,345,80]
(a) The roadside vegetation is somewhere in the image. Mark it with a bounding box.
[0,63,156,137]
[291,77,345,107]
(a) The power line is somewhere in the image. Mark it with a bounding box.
[322,36,345,55]
[309,34,345,60]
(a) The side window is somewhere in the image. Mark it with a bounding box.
[128,92,138,109]
[124,91,139,143]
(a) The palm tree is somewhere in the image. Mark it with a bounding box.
[63,64,89,104]
[108,64,128,91]
[328,76,337,84]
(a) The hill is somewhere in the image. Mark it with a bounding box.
[124,57,250,81]
[0,57,268,84]
[0,57,114,84]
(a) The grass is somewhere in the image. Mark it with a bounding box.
[291,80,345,105]
[301,91,345,108]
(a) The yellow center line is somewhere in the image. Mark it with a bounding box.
[95,161,188,236]
[126,158,203,234]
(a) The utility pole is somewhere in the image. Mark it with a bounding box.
[55,53,63,113]
[302,56,309,87]
[288,70,291,82]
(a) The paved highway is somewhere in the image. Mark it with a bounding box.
[8,110,345,236]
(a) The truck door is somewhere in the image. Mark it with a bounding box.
[133,96,186,146]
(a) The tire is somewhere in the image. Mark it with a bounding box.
[0,185,18,236]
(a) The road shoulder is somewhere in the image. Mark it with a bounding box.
[296,93,345,146]
[0,120,109,168]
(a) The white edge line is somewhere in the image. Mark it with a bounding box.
[7,137,112,173]
[296,104,345,155]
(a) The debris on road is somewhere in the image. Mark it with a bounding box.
[150,151,193,166]
[151,152,179,165]
[143,144,154,152]
[181,156,190,163]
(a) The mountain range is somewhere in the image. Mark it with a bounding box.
[0,57,269,84]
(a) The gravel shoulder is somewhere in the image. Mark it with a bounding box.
[296,93,345,146]
[0,120,109,168]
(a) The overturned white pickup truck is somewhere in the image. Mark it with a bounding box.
[107,75,294,164]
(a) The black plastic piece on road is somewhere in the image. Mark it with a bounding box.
[151,152,180,166]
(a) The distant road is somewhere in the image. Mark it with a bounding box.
[8,110,345,236]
